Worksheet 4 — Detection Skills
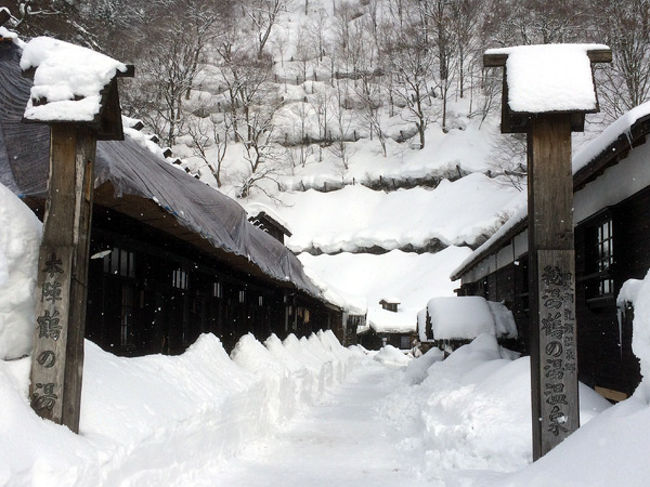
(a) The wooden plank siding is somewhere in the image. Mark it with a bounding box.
[459,186,650,397]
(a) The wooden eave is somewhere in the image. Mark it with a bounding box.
[252,211,292,237]
[92,181,328,301]
[452,111,650,282]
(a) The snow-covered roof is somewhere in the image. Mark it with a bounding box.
[428,296,495,340]
[573,100,650,174]
[20,36,127,123]
[451,101,650,281]
[0,40,326,303]
[244,201,293,237]
[379,297,401,305]
[485,44,608,114]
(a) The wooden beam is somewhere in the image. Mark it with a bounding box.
[116,64,135,78]
[587,49,612,64]
[483,52,508,67]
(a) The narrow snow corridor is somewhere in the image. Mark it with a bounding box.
[170,362,428,487]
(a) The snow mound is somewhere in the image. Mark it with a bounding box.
[486,44,608,113]
[374,345,411,367]
[427,296,496,340]
[0,183,42,360]
[379,334,610,482]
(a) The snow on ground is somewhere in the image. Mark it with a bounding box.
[274,173,520,254]
[379,334,611,485]
[0,331,359,486]
[474,269,650,487]
[0,184,42,360]
[299,246,472,333]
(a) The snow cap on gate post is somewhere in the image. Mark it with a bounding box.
[483,44,611,134]
[20,36,134,139]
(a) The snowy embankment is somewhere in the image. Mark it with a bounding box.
[0,331,361,486]
[378,334,610,484]
[276,173,521,254]
[299,246,472,334]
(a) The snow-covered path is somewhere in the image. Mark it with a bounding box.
[171,361,428,487]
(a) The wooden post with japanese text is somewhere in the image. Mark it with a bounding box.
[29,126,96,432]
[22,43,133,431]
[484,45,611,459]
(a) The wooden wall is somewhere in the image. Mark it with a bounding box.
[85,206,342,356]
[458,186,650,396]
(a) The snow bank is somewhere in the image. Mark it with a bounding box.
[21,37,127,122]
[0,331,358,486]
[486,44,608,113]
[0,183,42,360]
[275,173,521,254]
[379,334,610,483]
[484,269,650,487]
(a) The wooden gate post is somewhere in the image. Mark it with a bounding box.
[20,38,133,432]
[526,114,579,459]
[29,126,96,431]
[484,45,611,459]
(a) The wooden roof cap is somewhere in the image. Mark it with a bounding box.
[483,45,612,134]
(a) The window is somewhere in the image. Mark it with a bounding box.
[120,284,134,348]
[258,295,264,307]
[172,268,188,290]
[103,247,136,278]
[212,281,222,298]
[400,335,412,349]
[238,290,246,303]
[596,219,614,295]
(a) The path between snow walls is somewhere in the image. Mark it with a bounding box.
[0,330,362,487]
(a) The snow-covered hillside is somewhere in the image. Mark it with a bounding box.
[157,0,529,338]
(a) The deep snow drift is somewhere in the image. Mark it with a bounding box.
[0,184,41,360]
[0,330,360,486]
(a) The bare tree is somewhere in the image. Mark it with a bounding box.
[591,0,650,119]
[382,11,435,148]
[123,1,225,147]
[242,0,286,58]
[187,114,230,187]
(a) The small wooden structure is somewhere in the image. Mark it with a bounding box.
[379,298,400,312]
[484,44,611,459]
[22,38,133,432]
[248,210,293,244]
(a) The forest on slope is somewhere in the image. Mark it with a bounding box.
[3,0,649,198]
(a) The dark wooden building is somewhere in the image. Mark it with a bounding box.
[451,106,650,399]
[0,38,344,357]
